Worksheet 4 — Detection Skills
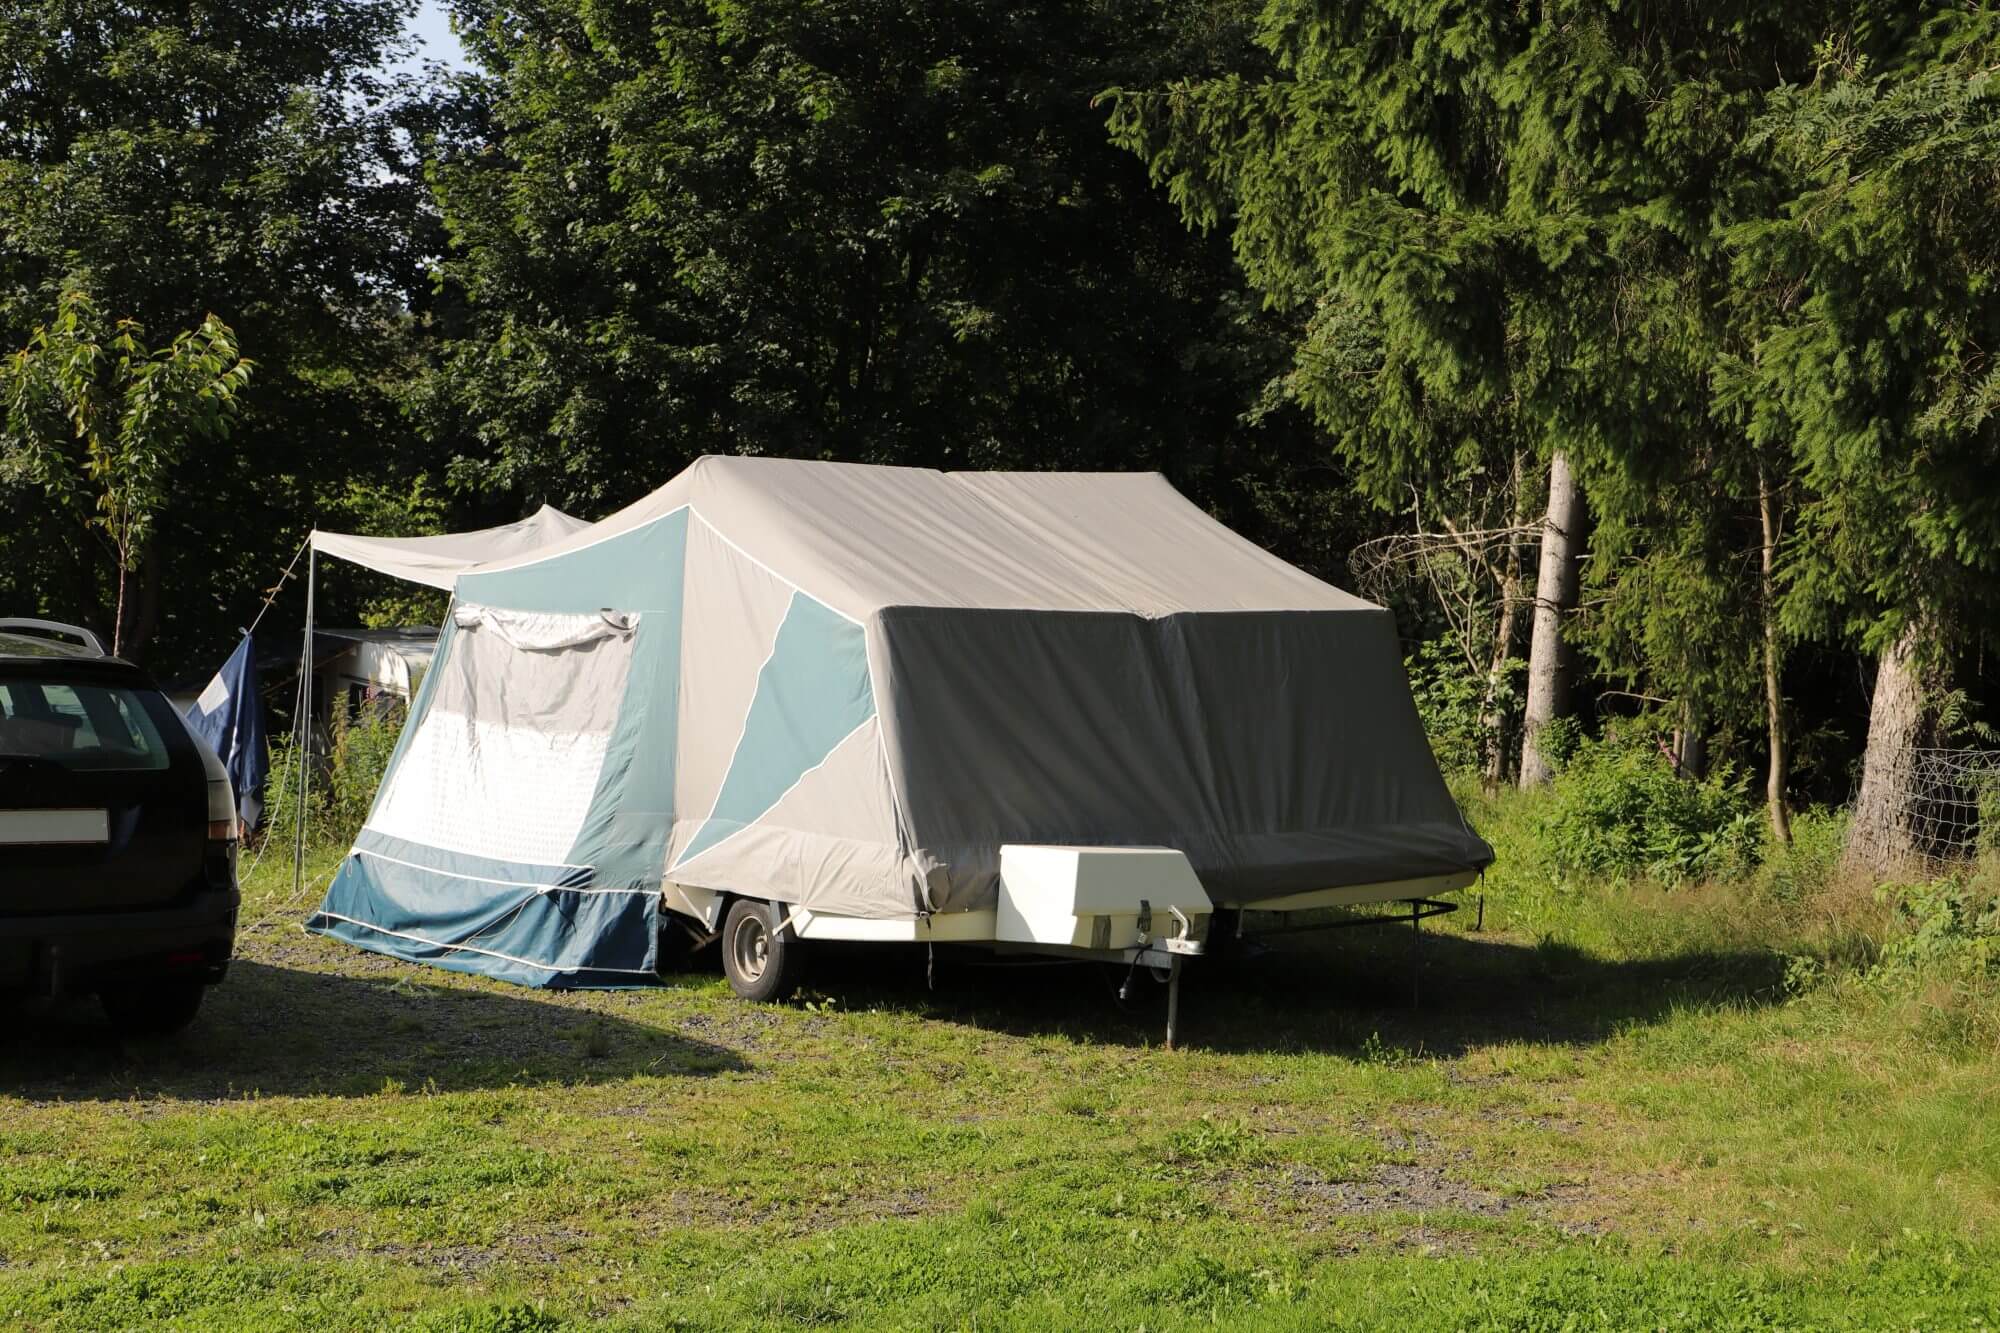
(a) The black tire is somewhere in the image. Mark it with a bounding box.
[720,898,805,1002]
[99,979,206,1036]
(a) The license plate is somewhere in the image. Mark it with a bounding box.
[0,809,109,845]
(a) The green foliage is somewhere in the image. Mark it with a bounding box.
[1533,716,1584,771]
[1877,874,2000,978]
[319,477,453,630]
[1404,639,1486,775]
[259,728,308,855]
[2,290,251,651]
[406,1304,561,1333]
[1103,0,2000,813]
[1536,732,1764,886]
[421,0,1362,578]
[1161,1115,1263,1167]
[260,702,407,851]
[1756,806,1850,904]
[325,700,408,844]
[0,0,452,670]
[1731,10,2000,657]
[1865,869,2000,1052]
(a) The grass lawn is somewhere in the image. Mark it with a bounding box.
[1,841,1996,1330]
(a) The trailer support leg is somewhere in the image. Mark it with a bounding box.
[1409,899,1425,1008]
[1164,956,1184,1051]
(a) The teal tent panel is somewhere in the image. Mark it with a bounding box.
[307,834,659,988]
[456,513,686,614]
[675,593,874,867]
[565,511,688,888]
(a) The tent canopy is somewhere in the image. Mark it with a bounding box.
[309,504,590,589]
[470,459,1371,617]
[309,457,1493,988]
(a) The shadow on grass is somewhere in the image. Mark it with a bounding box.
[790,920,1791,1057]
[0,958,746,1103]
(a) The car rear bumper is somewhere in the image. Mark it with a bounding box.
[0,886,239,995]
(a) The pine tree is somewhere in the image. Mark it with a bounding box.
[1110,4,1873,802]
[1730,10,2000,871]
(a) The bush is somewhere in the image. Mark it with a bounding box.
[326,699,405,842]
[1860,871,2000,1053]
[1406,639,1520,776]
[1876,873,2000,977]
[259,700,407,851]
[1535,732,1763,886]
[1757,806,1849,904]
[259,728,315,852]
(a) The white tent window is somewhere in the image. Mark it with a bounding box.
[366,605,638,868]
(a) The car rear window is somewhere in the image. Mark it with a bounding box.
[0,678,172,772]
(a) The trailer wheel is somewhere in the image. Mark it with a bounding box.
[721,898,805,1002]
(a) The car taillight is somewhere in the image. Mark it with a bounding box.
[207,777,237,842]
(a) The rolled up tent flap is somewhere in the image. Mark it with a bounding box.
[308,504,592,589]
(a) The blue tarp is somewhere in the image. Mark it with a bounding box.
[184,634,269,826]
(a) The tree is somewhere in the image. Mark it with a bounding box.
[3,292,252,654]
[1104,0,1908,818]
[1730,10,2000,872]
[419,0,1351,570]
[0,0,451,669]
[1519,452,1585,788]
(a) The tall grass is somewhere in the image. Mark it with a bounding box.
[1446,728,1999,1060]
[258,702,406,853]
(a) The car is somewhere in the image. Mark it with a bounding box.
[0,618,239,1035]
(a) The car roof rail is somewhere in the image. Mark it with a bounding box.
[0,618,108,657]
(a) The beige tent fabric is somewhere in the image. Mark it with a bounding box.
[470,458,1369,617]
[310,505,591,590]
[453,456,1493,918]
[669,716,905,917]
[670,518,798,848]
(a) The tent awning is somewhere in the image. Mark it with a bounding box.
[309,505,590,590]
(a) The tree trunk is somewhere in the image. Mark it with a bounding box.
[121,536,163,663]
[1481,451,1528,788]
[1757,465,1791,845]
[1480,550,1523,787]
[1519,451,1584,788]
[111,554,129,658]
[1844,622,1927,877]
[1675,698,1708,779]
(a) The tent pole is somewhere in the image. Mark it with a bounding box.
[294,544,316,898]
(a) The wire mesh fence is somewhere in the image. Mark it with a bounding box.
[1888,747,2000,870]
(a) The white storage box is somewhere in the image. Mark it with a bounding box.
[995,845,1212,950]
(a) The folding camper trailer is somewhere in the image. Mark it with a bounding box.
[303,458,1492,1040]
